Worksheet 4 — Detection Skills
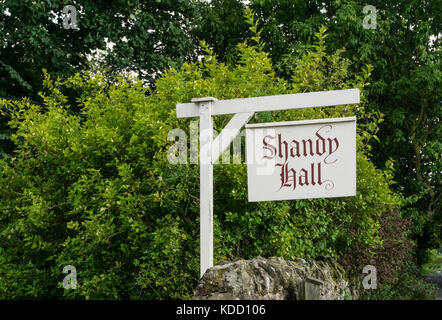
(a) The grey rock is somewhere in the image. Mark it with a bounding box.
[193,256,350,300]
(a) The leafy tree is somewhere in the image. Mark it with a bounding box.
[194,0,250,63]
[0,0,202,156]
[0,0,202,99]
[0,27,404,298]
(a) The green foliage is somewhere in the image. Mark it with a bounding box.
[0,0,203,157]
[0,0,202,100]
[361,260,438,300]
[2,2,439,256]
[421,249,442,275]
[195,0,250,64]
[0,30,401,299]
[339,208,415,298]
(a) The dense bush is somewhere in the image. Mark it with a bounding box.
[339,209,416,295]
[0,29,403,299]
[361,260,438,300]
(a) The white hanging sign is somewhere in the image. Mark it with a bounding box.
[245,117,356,202]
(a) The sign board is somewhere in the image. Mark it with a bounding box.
[246,117,356,202]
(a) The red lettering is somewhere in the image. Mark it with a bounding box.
[315,127,327,156]
[262,135,276,159]
[290,140,300,158]
[278,134,288,162]
[302,139,314,157]
[276,162,297,190]
[325,138,339,164]
[299,168,309,186]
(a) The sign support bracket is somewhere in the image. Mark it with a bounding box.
[179,89,360,278]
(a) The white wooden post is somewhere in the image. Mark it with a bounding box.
[193,97,216,277]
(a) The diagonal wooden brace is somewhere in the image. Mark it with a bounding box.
[211,112,254,164]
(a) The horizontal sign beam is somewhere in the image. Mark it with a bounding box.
[176,88,360,118]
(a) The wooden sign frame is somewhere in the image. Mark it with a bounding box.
[175,89,360,277]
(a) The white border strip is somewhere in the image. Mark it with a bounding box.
[245,116,356,129]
